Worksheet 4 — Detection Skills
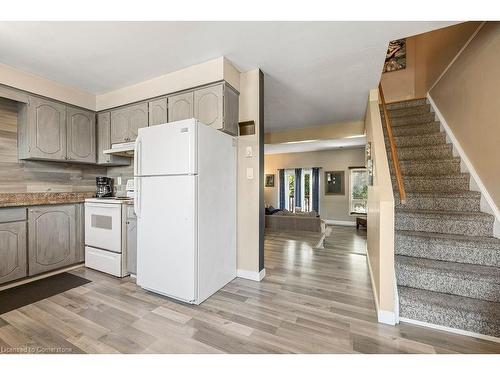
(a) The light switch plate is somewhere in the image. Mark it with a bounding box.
[245,146,253,158]
[246,167,254,179]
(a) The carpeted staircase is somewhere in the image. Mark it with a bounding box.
[382,98,500,338]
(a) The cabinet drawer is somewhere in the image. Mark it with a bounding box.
[85,246,124,277]
[0,207,27,223]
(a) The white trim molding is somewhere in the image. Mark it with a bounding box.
[237,268,266,281]
[365,251,397,325]
[399,317,500,344]
[324,219,356,227]
[428,94,500,238]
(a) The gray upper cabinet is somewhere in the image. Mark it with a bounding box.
[128,103,149,141]
[66,107,96,163]
[110,102,148,144]
[148,98,168,126]
[168,92,193,122]
[0,221,27,284]
[18,96,67,161]
[223,84,240,136]
[194,84,223,130]
[28,204,77,276]
[97,112,130,166]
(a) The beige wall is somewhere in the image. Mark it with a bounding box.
[430,22,500,210]
[0,63,96,110]
[381,22,481,102]
[264,121,365,144]
[237,69,262,274]
[264,148,365,223]
[365,88,396,320]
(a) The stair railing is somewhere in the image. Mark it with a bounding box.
[378,82,406,204]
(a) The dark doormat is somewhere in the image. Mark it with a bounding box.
[0,272,91,315]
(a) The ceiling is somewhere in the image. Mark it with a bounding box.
[264,136,366,154]
[0,21,455,132]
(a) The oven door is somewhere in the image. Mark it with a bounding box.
[84,203,122,253]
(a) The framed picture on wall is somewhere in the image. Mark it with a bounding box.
[265,174,275,187]
[383,38,406,73]
[324,171,345,195]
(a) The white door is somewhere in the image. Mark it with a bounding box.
[135,119,197,177]
[136,175,197,302]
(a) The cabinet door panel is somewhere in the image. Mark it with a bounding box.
[128,103,148,141]
[0,221,27,284]
[194,85,223,129]
[110,108,129,144]
[168,92,193,122]
[148,98,168,126]
[29,96,66,160]
[28,205,77,276]
[223,85,239,136]
[97,112,130,166]
[67,107,96,163]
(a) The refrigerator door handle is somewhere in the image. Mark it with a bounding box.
[134,177,141,218]
[134,135,142,177]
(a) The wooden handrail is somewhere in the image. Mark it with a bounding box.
[378,82,406,204]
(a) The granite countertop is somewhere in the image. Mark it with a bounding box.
[0,192,96,208]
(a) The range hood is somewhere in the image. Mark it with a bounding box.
[103,142,135,157]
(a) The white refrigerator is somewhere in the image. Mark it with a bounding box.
[134,119,237,304]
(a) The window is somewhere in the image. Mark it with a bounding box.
[284,169,295,211]
[301,169,313,212]
[350,168,368,214]
[281,168,315,212]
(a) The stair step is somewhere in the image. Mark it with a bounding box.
[386,133,446,148]
[388,144,454,161]
[391,112,436,127]
[395,209,494,237]
[390,158,461,177]
[395,191,481,212]
[392,174,470,193]
[390,122,441,137]
[395,230,500,267]
[386,98,427,111]
[388,104,431,118]
[396,255,500,302]
[398,286,500,337]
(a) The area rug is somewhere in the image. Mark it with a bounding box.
[0,272,91,315]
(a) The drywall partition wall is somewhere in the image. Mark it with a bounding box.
[96,57,226,110]
[264,121,365,144]
[430,22,500,210]
[237,69,264,280]
[0,98,106,192]
[0,63,96,110]
[380,37,416,103]
[365,88,396,324]
[264,148,365,224]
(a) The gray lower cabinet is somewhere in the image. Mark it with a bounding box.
[0,221,27,284]
[126,205,137,275]
[18,96,67,161]
[97,112,131,166]
[66,107,96,163]
[75,203,85,263]
[168,91,194,122]
[148,97,168,126]
[28,204,77,276]
[110,102,149,144]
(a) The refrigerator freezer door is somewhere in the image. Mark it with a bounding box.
[135,119,197,177]
[136,175,197,303]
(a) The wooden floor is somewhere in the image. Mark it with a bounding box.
[0,226,499,354]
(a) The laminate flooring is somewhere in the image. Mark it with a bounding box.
[0,226,498,354]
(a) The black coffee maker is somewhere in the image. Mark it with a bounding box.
[96,177,113,198]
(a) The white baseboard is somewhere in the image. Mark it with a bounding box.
[237,268,265,281]
[399,317,500,344]
[324,219,356,227]
[365,250,397,326]
[428,93,500,239]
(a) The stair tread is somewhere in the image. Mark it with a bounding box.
[399,286,500,319]
[396,255,500,282]
[396,230,500,248]
[392,173,468,182]
[396,209,494,221]
[387,104,431,116]
[398,191,481,198]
